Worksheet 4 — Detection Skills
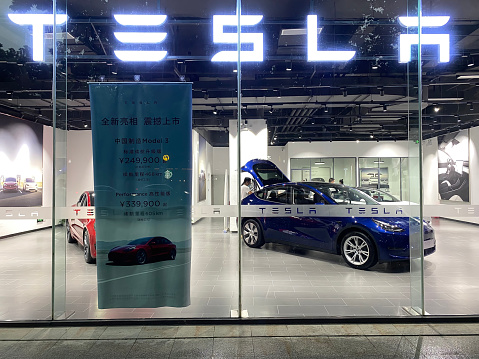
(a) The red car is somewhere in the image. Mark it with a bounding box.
[67,191,96,264]
[3,177,18,192]
[108,236,176,265]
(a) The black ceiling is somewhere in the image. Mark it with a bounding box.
[1,0,479,146]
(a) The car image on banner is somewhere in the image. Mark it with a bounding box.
[108,237,177,265]
[241,159,436,270]
[23,178,38,192]
[66,191,96,264]
[2,177,18,192]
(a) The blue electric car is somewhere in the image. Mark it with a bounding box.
[240,159,435,270]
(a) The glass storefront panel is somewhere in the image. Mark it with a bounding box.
[7,0,479,322]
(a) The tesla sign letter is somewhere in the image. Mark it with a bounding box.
[113,14,168,62]
[307,15,356,62]
[211,15,264,62]
[398,16,450,63]
[7,14,68,62]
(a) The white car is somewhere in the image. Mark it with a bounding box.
[23,178,38,192]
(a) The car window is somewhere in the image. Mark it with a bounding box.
[265,186,291,204]
[5,177,16,182]
[78,194,85,206]
[293,187,325,205]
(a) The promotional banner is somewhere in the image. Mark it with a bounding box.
[90,83,192,309]
[437,129,470,202]
[0,116,43,207]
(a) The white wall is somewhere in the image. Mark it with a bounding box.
[229,119,268,231]
[191,130,213,223]
[267,145,288,175]
[66,130,94,206]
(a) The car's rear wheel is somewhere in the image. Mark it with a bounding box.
[169,249,176,260]
[242,219,265,248]
[136,249,147,265]
[66,221,75,243]
[341,232,377,270]
[83,230,95,264]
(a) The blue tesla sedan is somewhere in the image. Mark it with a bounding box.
[240,159,435,270]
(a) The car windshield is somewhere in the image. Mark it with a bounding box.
[26,178,34,182]
[89,192,95,206]
[357,188,399,202]
[5,177,16,182]
[128,237,152,245]
[306,183,379,205]
[252,163,288,185]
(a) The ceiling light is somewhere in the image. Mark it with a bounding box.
[233,69,237,73]
[356,139,360,143]
[213,107,218,115]
[315,161,325,165]
[341,88,347,97]
[370,133,374,138]
[374,160,385,164]
[434,106,440,112]
[428,97,464,101]
[468,102,474,111]
[457,74,479,79]
[324,105,329,113]
[383,104,388,112]
[286,61,292,71]
[378,87,385,96]
[468,57,475,67]
[281,27,322,36]
[269,106,273,114]
[83,123,88,128]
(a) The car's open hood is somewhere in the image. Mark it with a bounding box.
[241,159,289,188]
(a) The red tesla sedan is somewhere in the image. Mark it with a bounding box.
[108,236,176,265]
[66,191,96,263]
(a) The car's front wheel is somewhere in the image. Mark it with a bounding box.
[341,232,377,270]
[169,249,176,260]
[66,221,75,243]
[136,249,147,265]
[242,219,265,248]
[83,230,95,264]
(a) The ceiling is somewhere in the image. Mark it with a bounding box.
[1,0,479,146]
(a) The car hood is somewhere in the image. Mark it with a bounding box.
[241,159,289,188]
[109,245,136,252]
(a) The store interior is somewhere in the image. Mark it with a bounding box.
[1,0,479,321]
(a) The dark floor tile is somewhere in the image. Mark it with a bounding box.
[127,339,174,359]
[213,337,254,358]
[252,337,294,358]
[169,338,214,358]
[86,339,136,359]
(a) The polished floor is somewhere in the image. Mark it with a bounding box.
[0,218,478,320]
[1,323,479,358]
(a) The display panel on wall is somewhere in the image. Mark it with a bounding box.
[360,168,389,190]
[198,134,207,202]
[0,116,43,207]
[438,129,469,202]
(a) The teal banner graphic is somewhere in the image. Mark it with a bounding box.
[90,83,192,309]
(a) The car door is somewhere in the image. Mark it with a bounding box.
[261,185,293,243]
[288,185,336,251]
[148,237,163,259]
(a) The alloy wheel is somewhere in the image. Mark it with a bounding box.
[343,235,370,266]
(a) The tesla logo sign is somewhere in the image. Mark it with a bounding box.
[8,13,451,64]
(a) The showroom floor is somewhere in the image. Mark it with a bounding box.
[0,217,478,320]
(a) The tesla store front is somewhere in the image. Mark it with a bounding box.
[0,0,479,322]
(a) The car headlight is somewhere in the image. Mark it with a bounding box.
[125,246,136,251]
[372,219,405,232]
